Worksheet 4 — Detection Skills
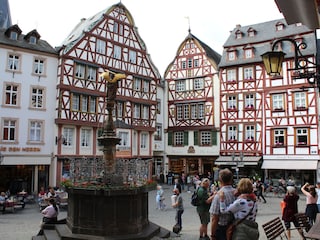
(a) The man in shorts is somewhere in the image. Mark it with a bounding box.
[197,178,215,240]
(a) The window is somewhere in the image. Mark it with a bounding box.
[245,94,254,109]
[228,125,237,141]
[228,95,237,109]
[236,31,242,39]
[29,36,37,44]
[244,49,253,59]
[194,78,204,90]
[29,120,43,142]
[143,80,149,92]
[181,61,186,69]
[296,128,308,145]
[34,59,44,74]
[96,39,106,54]
[274,129,285,146]
[294,92,307,109]
[8,54,19,71]
[2,119,16,141]
[200,131,211,145]
[141,133,148,149]
[134,104,140,119]
[72,94,80,111]
[75,63,85,78]
[198,104,204,119]
[156,100,161,114]
[228,52,235,61]
[155,125,162,140]
[10,31,18,40]
[31,87,44,109]
[142,105,149,120]
[187,58,193,68]
[119,131,129,147]
[194,59,199,67]
[244,67,253,80]
[129,50,136,63]
[133,77,141,91]
[248,29,255,37]
[245,125,255,141]
[81,129,91,147]
[81,95,88,112]
[177,105,183,120]
[183,105,189,119]
[114,45,121,59]
[272,94,284,110]
[89,97,96,113]
[174,132,184,146]
[227,69,236,82]
[86,66,96,81]
[63,127,74,146]
[5,84,18,106]
[117,101,124,119]
[176,80,185,92]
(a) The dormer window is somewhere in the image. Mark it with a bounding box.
[235,30,243,39]
[248,28,256,37]
[10,31,18,40]
[29,36,37,44]
[276,22,285,31]
[228,51,236,61]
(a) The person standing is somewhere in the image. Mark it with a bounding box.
[316,182,320,212]
[256,180,267,203]
[174,178,182,194]
[301,183,318,226]
[219,178,259,240]
[156,185,165,210]
[210,168,236,240]
[172,187,184,233]
[282,185,303,239]
[197,178,215,240]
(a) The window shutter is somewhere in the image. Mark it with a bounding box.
[184,131,189,145]
[168,132,173,146]
[194,131,199,145]
[212,130,217,145]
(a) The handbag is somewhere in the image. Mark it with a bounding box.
[226,202,256,240]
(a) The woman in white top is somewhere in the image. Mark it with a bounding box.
[220,178,259,240]
[37,198,59,235]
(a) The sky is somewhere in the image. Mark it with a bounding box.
[8,0,284,75]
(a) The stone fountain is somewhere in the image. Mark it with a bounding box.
[33,71,172,239]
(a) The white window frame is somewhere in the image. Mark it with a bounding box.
[176,80,185,92]
[141,133,148,149]
[227,69,236,82]
[29,120,43,142]
[96,39,106,54]
[244,67,253,80]
[294,92,306,109]
[63,127,74,146]
[8,54,20,71]
[2,119,17,142]
[33,58,45,75]
[114,45,121,59]
[272,94,284,110]
[200,131,211,146]
[245,125,255,141]
[81,128,91,147]
[129,50,136,63]
[194,78,204,90]
[31,87,44,109]
[228,125,237,141]
[5,84,19,106]
[174,132,184,146]
[72,94,80,111]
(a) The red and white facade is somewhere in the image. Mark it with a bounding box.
[164,32,221,179]
[218,19,320,184]
[55,3,161,185]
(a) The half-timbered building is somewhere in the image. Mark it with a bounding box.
[55,2,161,185]
[164,31,221,180]
[218,19,319,185]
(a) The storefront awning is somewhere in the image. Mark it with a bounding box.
[215,156,261,166]
[261,160,318,170]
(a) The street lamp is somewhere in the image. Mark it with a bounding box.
[261,37,319,85]
[232,152,244,182]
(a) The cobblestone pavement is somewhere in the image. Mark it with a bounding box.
[0,185,307,239]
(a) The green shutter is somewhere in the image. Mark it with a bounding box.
[194,131,199,145]
[211,130,217,145]
[168,132,173,146]
[184,131,189,145]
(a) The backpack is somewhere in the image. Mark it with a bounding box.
[191,188,200,206]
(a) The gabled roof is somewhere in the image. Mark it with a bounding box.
[165,32,221,75]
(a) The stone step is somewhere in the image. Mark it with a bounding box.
[43,229,60,240]
[31,235,46,240]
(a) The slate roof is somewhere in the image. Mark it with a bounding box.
[219,19,315,68]
[0,25,57,55]
[0,0,11,29]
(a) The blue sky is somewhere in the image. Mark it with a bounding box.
[9,0,283,74]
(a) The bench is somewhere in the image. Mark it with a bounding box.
[262,217,288,240]
[294,213,311,239]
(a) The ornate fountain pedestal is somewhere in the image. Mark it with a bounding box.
[67,187,151,237]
